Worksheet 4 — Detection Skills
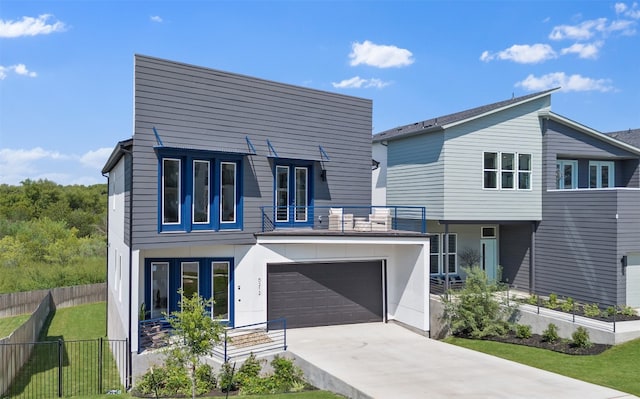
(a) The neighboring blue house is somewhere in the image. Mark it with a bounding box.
[373,89,640,307]
[102,55,430,385]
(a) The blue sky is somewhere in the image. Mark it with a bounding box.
[1,1,639,185]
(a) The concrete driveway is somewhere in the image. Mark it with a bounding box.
[286,323,637,399]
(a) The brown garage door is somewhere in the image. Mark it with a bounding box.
[267,260,383,328]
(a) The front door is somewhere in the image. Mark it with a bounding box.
[480,239,497,282]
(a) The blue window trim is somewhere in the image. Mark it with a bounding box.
[156,148,243,232]
[144,257,235,327]
[273,160,314,228]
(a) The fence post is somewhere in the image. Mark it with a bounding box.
[224,330,228,363]
[58,339,63,398]
[98,337,103,394]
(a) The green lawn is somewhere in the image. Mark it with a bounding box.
[445,336,640,396]
[0,313,31,338]
[75,391,343,399]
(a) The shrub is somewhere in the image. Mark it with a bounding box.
[541,323,559,343]
[546,293,559,309]
[271,355,304,392]
[582,303,601,318]
[195,364,216,394]
[442,266,517,338]
[515,324,532,339]
[571,327,592,348]
[560,297,574,313]
[606,306,616,317]
[619,305,637,316]
[526,294,538,306]
[236,353,264,387]
[218,362,238,392]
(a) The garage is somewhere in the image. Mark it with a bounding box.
[267,260,384,328]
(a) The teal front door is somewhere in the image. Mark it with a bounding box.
[480,239,498,282]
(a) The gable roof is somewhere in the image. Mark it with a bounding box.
[541,112,640,156]
[607,128,640,149]
[102,138,133,174]
[372,88,559,143]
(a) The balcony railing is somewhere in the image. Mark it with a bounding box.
[260,205,427,233]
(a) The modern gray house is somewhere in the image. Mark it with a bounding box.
[373,89,640,307]
[102,55,430,385]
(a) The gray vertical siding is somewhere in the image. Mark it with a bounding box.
[500,224,531,290]
[538,119,640,305]
[537,190,620,304]
[131,55,372,249]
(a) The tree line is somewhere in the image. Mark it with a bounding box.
[0,179,107,293]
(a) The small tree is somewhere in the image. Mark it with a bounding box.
[442,266,517,338]
[166,290,225,399]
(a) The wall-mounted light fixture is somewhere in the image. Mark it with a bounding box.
[621,255,628,275]
[320,169,327,182]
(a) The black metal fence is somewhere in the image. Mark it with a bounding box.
[0,338,127,398]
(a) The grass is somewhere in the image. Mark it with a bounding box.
[5,302,124,398]
[445,336,640,396]
[0,313,30,338]
[73,391,343,398]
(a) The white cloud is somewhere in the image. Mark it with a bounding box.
[616,2,640,18]
[549,17,636,40]
[79,147,113,169]
[150,15,163,23]
[0,14,66,38]
[615,3,628,14]
[0,147,108,185]
[560,41,603,59]
[0,64,37,80]
[331,76,391,89]
[480,44,556,64]
[516,72,614,93]
[349,40,414,68]
[549,18,607,40]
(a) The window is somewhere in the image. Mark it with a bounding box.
[518,154,531,189]
[556,160,578,189]
[501,153,515,189]
[145,258,234,325]
[182,261,199,299]
[430,233,457,275]
[150,262,169,319]
[158,153,241,232]
[193,160,210,224]
[589,161,614,188]
[483,152,498,189]
[221,162,236,223]
[481,226,496,238]
[212,262,230,320]
[274,163,312,226]
[483,152,532,190]
[162,158,181,224]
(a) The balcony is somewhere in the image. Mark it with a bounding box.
[260,205,427,234]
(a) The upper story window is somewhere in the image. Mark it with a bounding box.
[274,162,312,226]
[556,160,578,189]
[483,152,531,190]
[589,161,614,188]
[159,152,242,232]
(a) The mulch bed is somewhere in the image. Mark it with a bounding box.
[468,331,611,355]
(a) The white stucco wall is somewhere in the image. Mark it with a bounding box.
[132,237,430,346]
[107,158,130,342]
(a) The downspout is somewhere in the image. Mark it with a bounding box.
[530,221,536,295]
[118,144,134,390]
[102,172,109,339]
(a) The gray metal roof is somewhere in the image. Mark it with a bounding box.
[372,88,558,143]
[607,128,640,149]
[101,138,132,174]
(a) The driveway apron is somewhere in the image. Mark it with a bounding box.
[286,323,637,399]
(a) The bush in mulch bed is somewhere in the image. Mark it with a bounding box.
[458,331,612,356]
